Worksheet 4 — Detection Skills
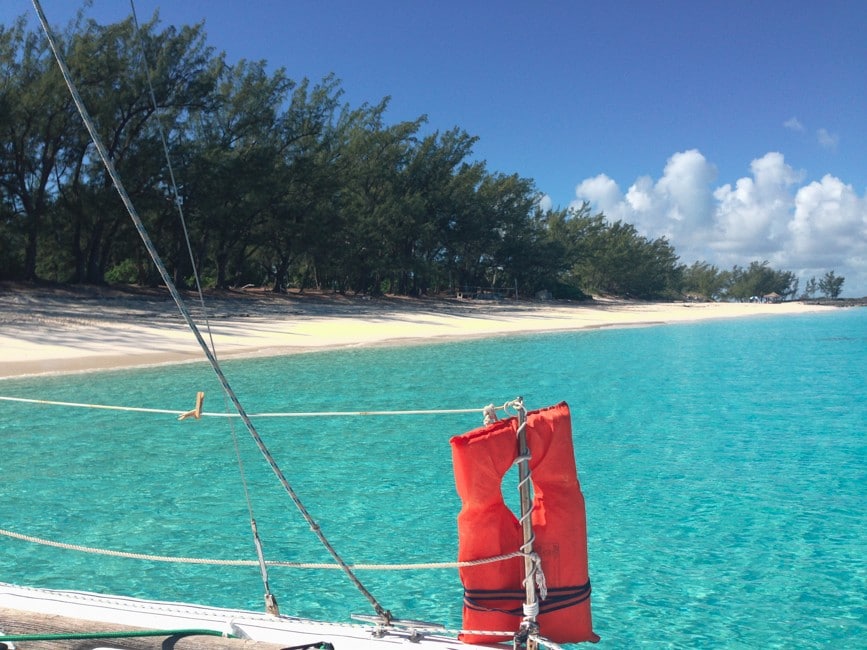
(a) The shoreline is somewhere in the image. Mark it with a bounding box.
[0,286,841,379]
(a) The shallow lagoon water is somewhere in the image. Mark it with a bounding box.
[1,309,865,648]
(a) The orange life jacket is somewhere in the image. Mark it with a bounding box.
[450,402,598,644]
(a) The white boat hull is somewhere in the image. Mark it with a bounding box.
[0,582,484,649]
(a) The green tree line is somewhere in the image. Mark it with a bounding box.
[0,12,844,300]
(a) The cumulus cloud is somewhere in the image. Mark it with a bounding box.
[574,174,622,211]
[784,117,805,132]
[572,150,867,296]
[791,175,867,260]
[572,150,717,256]
[713,153,803,254]
[655,150,717,228]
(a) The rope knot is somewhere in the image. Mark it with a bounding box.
[483,403,499,424]
[531,552,548,601]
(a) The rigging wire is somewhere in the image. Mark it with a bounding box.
[30,0,390,623]
[127,0,278,614]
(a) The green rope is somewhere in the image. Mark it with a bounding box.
[0,627,234,642]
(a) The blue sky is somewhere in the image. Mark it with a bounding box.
[7,1,867,296]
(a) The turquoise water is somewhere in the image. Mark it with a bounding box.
[1,309,865,648]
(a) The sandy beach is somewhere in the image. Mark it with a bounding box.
[0,285,837,379]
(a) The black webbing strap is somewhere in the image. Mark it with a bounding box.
[464,581,592,615]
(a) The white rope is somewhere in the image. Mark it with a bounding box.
[0,395,182,415]
[429,628,564,650]
[528,636,566,650]
[215,408,492,418]
[0,527,525,571]
[0,395,507,419]
[483,403,499,424]
[531,552,548,601]
[353,620,566,650]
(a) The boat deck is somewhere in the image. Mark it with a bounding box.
[0,583,474,650]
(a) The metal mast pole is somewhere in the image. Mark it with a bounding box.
[513,398,539,648]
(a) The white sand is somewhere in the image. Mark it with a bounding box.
[0,288,836,378]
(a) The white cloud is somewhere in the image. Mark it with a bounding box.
[574,174,622,212]
[712,153,803,255]
[572,150,867,296]
[655,149,717,228]
[817,128,839,151]
[572,150,717,251]
[790,175,867,259]
[625,176,655,212]
[784,117,805,132]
